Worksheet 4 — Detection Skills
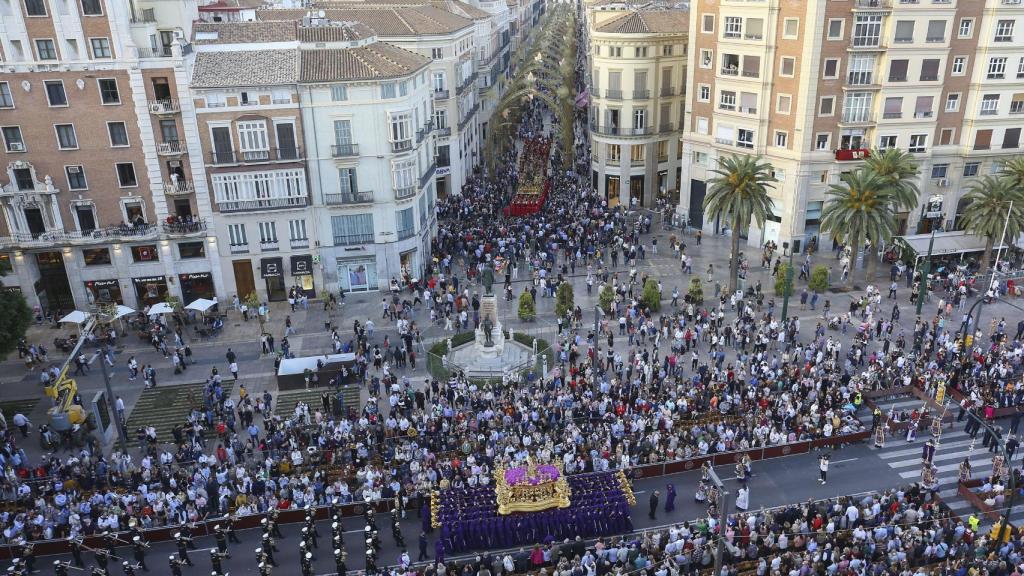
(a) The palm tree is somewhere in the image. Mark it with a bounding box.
[703,154,777,293]
[820,169,897,286]
[864,148,921,212]
[1002,157,1024,192]
[959,176,1024,273]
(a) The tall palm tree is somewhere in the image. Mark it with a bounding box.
[959,176,1024,273]
[703,154,777,293]
[864,148,921,212]
[820,169,897,286]
[1002,157,1024,192]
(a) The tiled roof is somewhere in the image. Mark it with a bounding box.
[193,21,298,44]
[191,49,299,87]
[593,9,688,34]
[298,21,376,42]
[299,42,430,81]
[257,4,473,35]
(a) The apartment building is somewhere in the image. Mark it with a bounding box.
[0,0,223,313]
[587,9,688,208]
[681,0,1024,251]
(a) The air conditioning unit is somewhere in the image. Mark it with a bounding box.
[9,142,24,151]
[936,178,949,188]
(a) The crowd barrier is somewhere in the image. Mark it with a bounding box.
[946,386,1019,420]
[0,429,869,559]
[860,385,954,432]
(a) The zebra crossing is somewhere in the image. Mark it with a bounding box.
[870,395,1024,528]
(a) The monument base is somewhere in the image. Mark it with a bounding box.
[475,320,505,358]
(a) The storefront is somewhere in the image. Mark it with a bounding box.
[261,257,287,301]
[132,276,169,307]
[337,257,378,293]
[84,279,123,304]
[399,249,417,283]
[179,272,215,303]
[290,255,315,297]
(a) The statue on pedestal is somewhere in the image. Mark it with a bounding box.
[481,264,495,296]
[482,317,494,347]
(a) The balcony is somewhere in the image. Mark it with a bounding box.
[882,112,902,119]
[291,238,310,249]
[420,163,436,188]
[433,89,450,100]
[847,72,874,86]
[259,240,279,252]
[720,67,739,76]
[157,141,187,155]
[324,191,373,205]
[163,219,207,236]
[0,223,160,248]
[605,89,623,100]
[458,104,479,131]
[331,143,360,158]
[333,233,374,246]
[392,140,413,153]
[633,89,650,100]
[229,243,249,254]
[660,87,676,97]
[208,148,302,165]
[397,227,415,241]
[217,196,308,212]
[914,111,934,118]
[457,72,477,95]
[436,126,452,137]
[834,148,871,161]
[148,99,180,114]
[416,122,434,143]
[163,179,194,196]
[130,8,155,23]
[137,47,173,59]
[395,185,417,200]
[853,0,892,9]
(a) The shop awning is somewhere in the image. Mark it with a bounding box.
[261,257,283,278]
[59,310,90,324]
[291,255,313,276]
[895,231,1010,261]
[148,302,175,315]
[185,298,217,312]
[113,305,136,319]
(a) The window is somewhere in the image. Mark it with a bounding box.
[330,85,348,101]
[780,57,795,77]
[178,242,206,259]
[228,224,248,247]
[848,55,874,85]
[737,129,754,149]
[609,47,622,57]
[988,58,1007,79]
[719,90,736,111]
[926,20,946,43]
[951,57,966,76]
[783,18,799,39]
[116,162,137,187]
[66,166,87,189]
[432,72,447,93]
[333,119,353,150]
[908,134,927,153]
[237,121,269,159]
[883,97,902,119]
[1019,58,1024,79]
[945,93,960,112]
[1012,94,1024,114]
[852,15,882,47]
[920,59,940,81]
[398,81,408,97]
[632,108,647,130]
[81,0,102,15]
[55,124,78,149]
[842,92,872,123]
[2,127,24,152]
[131,245,159,262]
[24,0,47,15]
[392,157,417,196]
[332,214,374,245]
[698,84,710,102]
[724,17,742,38]
[83,248,111,266]
[981,94,1000,115]
[702,14,714,33]
[963,163,979,177]
[630,144,645,163]
[931,164,948,179]
[431,47,443,59]
[258,221,277,244]
[107,121,129,147]
[389,111,413,145]
[396,207,415,240]
[914,95,933,118]
[0,83,12,108]
[98,78,120,104]
[893,21,914,43]
[777,94,792,114]
[827,19,844,40]
[381,82,397,99]
[288,219,307,242]
[699,49,713,69]
[774,131,788,148]
[89,38,111,58]
[819,96,835,116]
[815,133,830,150]
[889,59,909,82]
[822,58,839,79]
[696,117,708,135]
[662,45,673,56]
[995,20,1014,42]
[975,129,993,150]
[1003,128,1020,150]
[607,144,621,162]
[35,39,57,59]
[43,80,67,106]
[940,128,954,146]
[958,18,973,39]
[634,47,648,58]
[879,135,897,149]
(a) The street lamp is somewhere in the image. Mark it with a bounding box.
[592,304,603,374]
[90,304,132,454]
[779,241,795,324]
[915,195,945,316]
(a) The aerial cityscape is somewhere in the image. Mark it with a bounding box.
[1,0,1024,575]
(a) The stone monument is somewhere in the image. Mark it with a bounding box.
[475,263,505,357]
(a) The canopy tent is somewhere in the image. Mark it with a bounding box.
[147,302,175,315]
[113,305,136,320]
[893,231,1011,265]
[185,298,216,313]
[58,310,90,325]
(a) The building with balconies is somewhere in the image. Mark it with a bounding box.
[681,0,1024,250]
[587,8,688,208]
[0,0,222,311]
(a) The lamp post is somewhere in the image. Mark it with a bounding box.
[90,306,131,454]
[706,466,729,576]
[916,195,945,316]
[592,304,603,374]
[779,241,795,323]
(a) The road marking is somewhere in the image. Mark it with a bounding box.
[830,457,859,465]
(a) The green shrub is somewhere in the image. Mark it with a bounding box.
[687,277,704,304]
[641,278,661,312]
[554,282,575,319]
[518,291,536,321]
[809,264,830,294]
[598,283,615,314]
[774,263,794,298]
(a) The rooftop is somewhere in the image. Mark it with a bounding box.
[300,42,430,81]
[592,9,688,34]
[192,49,299,87]
[257,4,473,35]
[193,21,298,44]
